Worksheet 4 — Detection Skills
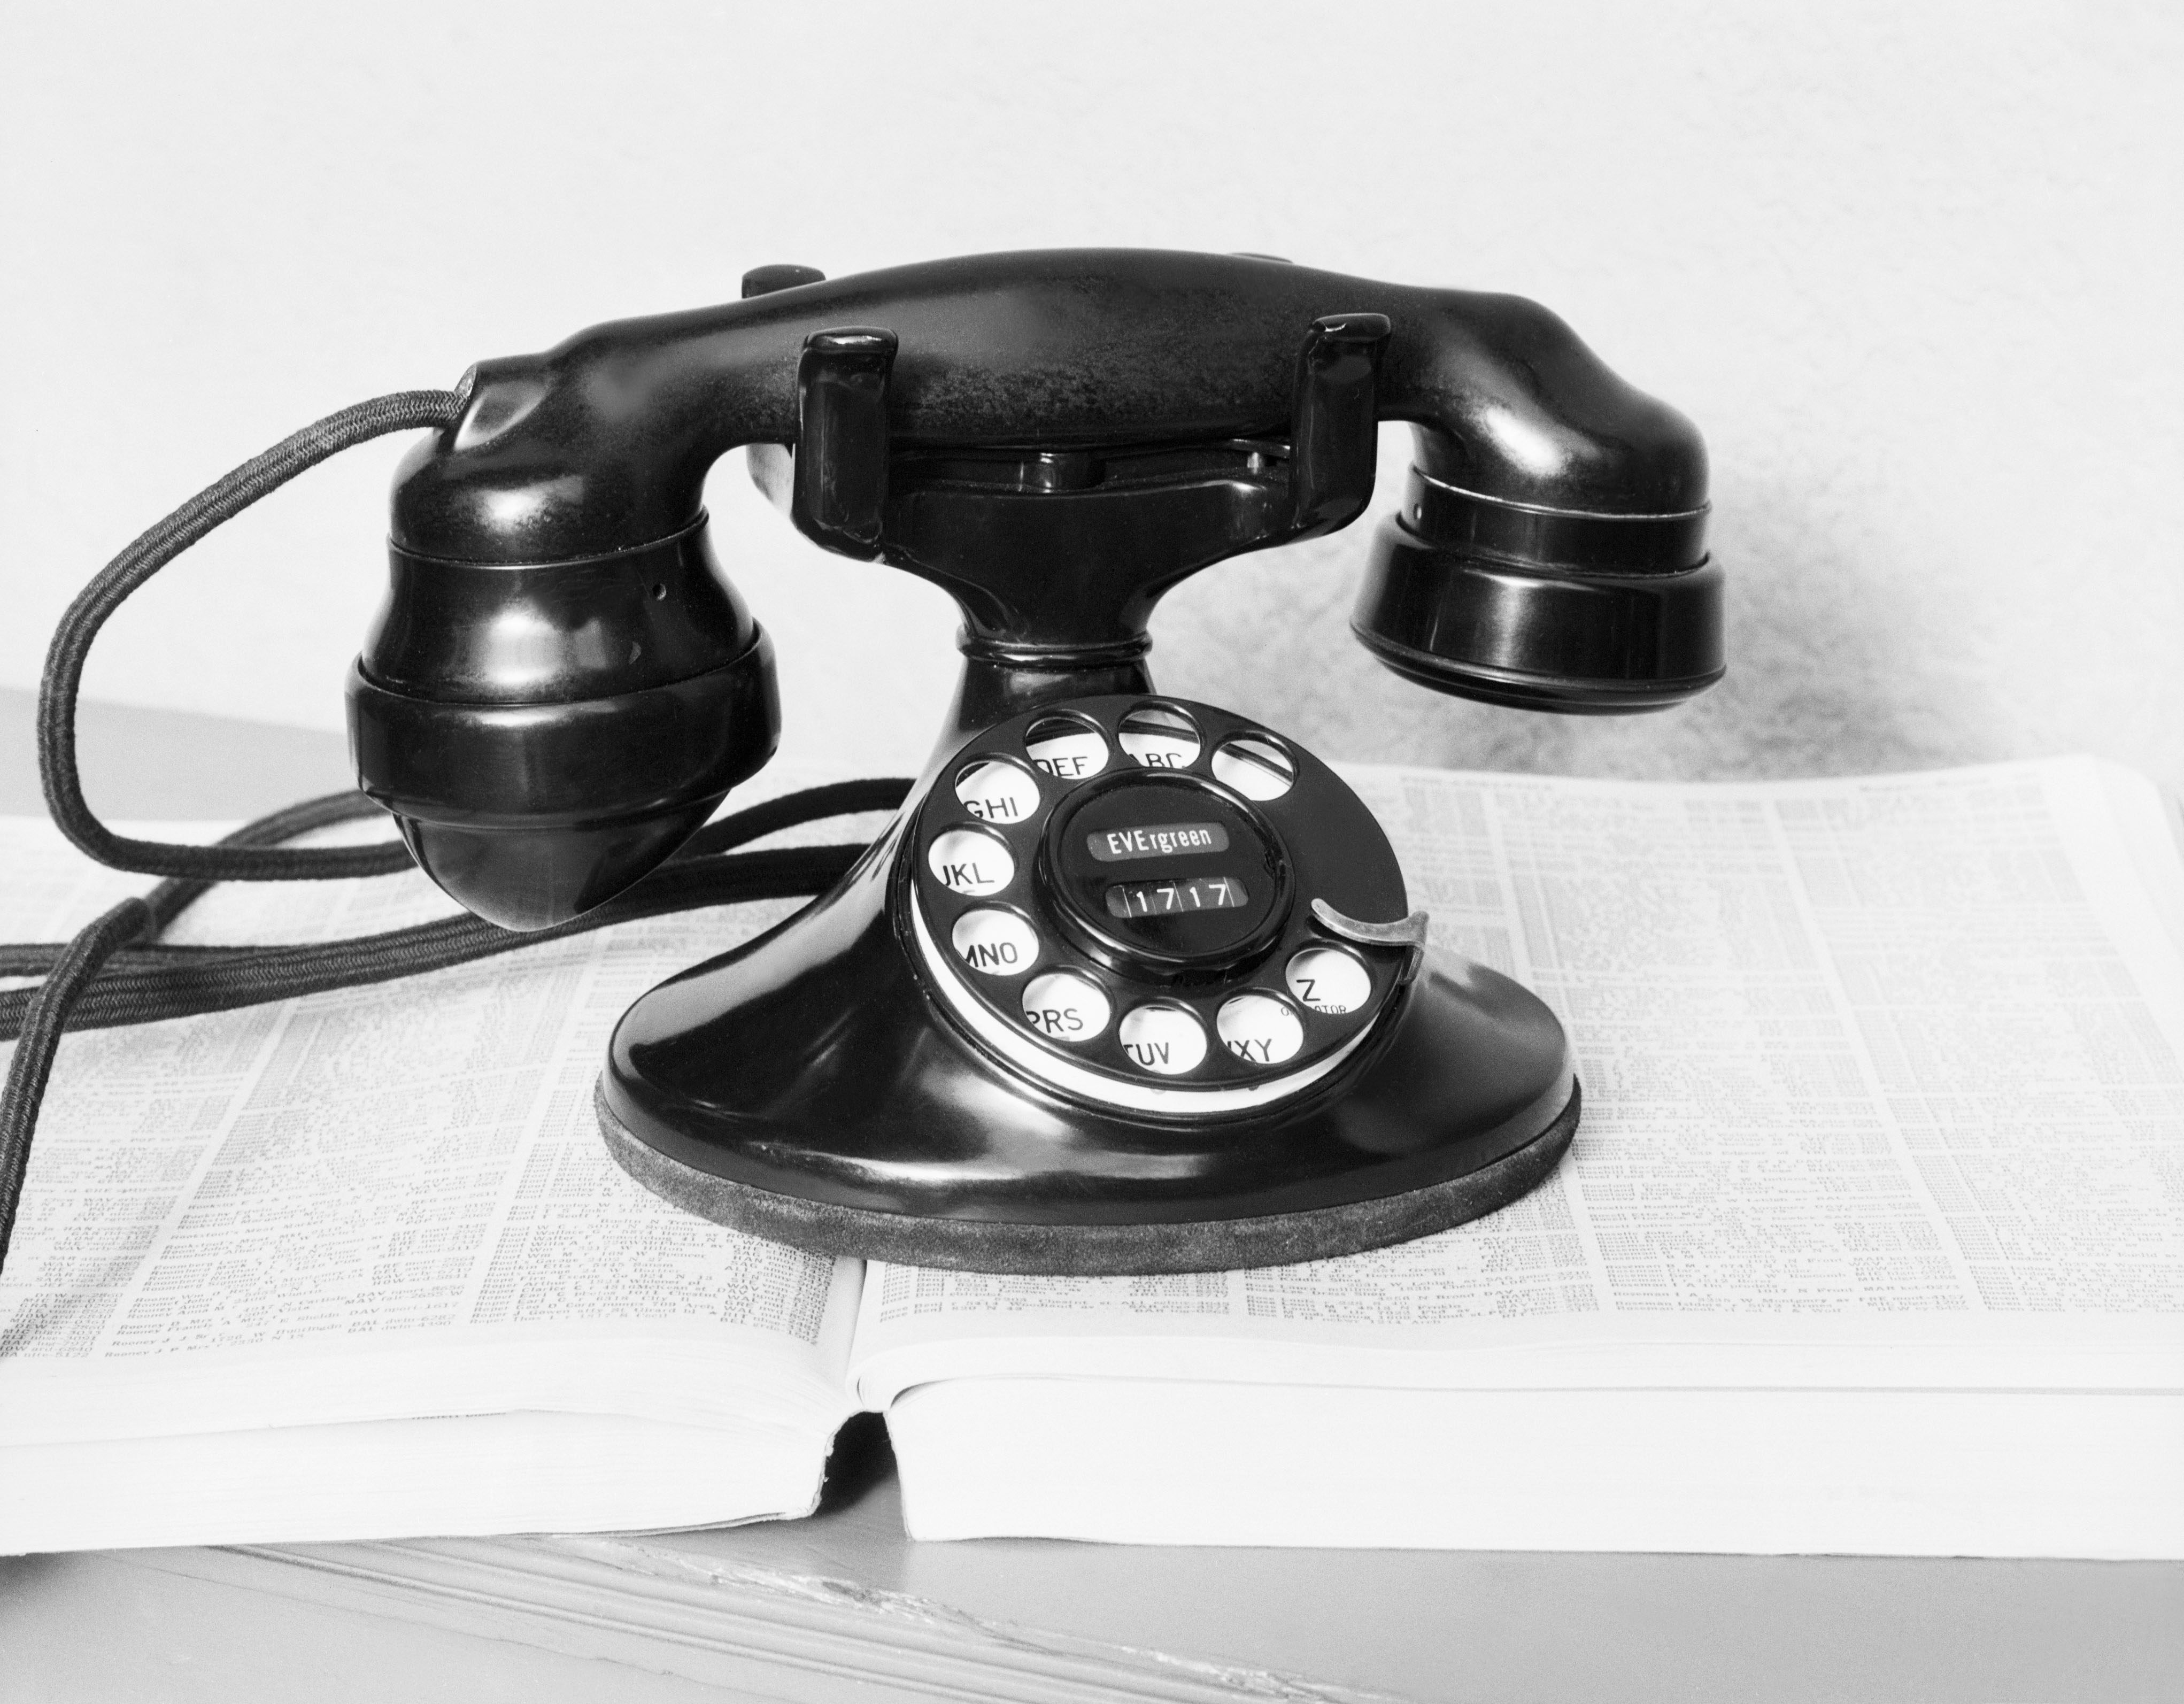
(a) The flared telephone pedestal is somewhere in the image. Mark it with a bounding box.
[597,695,1577,1275]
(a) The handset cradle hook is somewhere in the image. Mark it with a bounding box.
[791,328,897,559]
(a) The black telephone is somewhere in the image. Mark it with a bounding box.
[17,250,1720,1278]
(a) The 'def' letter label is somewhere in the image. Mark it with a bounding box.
[1025,726,1108,781]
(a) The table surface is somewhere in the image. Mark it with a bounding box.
[2,686,2179,1704]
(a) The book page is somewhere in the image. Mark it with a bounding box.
[852,758,2184,1405]
[0,792,877,1449]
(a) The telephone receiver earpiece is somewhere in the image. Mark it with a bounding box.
[345,520,778,931]
[348,250,1720,930]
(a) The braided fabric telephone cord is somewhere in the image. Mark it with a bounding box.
[0,391,908,1271]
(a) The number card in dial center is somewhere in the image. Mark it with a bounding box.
[1104,875,1248,919]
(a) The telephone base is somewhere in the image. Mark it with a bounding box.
[597,1078,1578,1275]
[594,750,1579,1276]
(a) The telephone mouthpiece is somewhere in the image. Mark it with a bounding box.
[346,518,778,930]
[1352,468,1724,714]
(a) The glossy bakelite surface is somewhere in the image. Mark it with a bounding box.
[360,519,757,704]
[329,247,1719,1257]
[1354,516,1725,713]
[361,250,1720,939]
[603,851,1571,1224]
[345,621,778,930]
[395,249,1707,570]
[603,698,1575,1229]
[346,512,782,929]
[1353,467,1724,714]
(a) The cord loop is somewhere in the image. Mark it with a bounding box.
[38,390,463,882]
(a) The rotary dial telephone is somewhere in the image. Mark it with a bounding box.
[19,250,1721,1279]
[353,250,1720,1273]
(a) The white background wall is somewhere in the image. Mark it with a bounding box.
[3,1,2178,789]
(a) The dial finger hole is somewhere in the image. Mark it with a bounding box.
[1285,945,1371,1014]
[1117,701,1202,770]
[1022,970,1112,1043]
[951,907,1039,977]
[955,758,1041,826]
[1118,1003,1208,1076]
[1216,992,1303,1066]
[1210,733,1295,801]
[928,826,1014,896]
[1025,714,1108,782]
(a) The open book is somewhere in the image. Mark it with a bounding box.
[3,758,2180,1559]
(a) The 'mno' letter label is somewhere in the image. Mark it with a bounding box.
[951,908,1039,977]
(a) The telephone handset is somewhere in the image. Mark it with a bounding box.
[359,251,1718,932]
[17,250,1718,1279]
